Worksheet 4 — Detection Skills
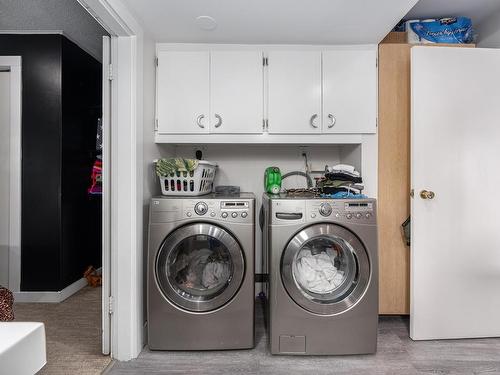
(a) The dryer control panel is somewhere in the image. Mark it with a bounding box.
[183,199,253,224]
[150,196,254,224]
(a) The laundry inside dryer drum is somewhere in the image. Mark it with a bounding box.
[165,235,233,301]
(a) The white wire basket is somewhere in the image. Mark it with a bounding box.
[157,160,217,196]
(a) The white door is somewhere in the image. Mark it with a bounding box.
[267,51,322,134]
[210,51,264,134]
[156,51,209,133]
[411,46,500,340]
[0,71,9,287]
[101,36,112,355]
[322,48,377,134]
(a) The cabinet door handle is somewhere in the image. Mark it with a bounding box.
[328,114,336,128]
[310,114,318,128]
[196,114,205,128]
[214,114,222,128]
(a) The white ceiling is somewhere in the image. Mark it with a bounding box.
[405,0,500,25]
[122,0,418,44]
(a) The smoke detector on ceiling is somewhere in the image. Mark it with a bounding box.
[195,16,218,31]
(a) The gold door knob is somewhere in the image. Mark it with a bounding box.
[420,190,435,200]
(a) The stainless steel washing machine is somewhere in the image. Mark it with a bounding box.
[262,193,378,355]
[147,193,255,350]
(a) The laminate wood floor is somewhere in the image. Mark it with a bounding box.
[107,300,500,375]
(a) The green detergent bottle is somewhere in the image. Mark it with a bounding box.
[264,167,282,195]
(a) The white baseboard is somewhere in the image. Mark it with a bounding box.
[14,277,88,303]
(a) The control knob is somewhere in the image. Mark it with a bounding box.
[319,203,332,217]
[221,212,228,218]
[194,202,208,215]
[231,212,238,218]
[241,212,248,218]
[355,213,362,219]
[346,213,353,220]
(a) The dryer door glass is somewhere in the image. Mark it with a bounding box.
[156,223,245,312]
[281,223,371,315]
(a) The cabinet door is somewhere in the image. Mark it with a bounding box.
[267,51,322,134]
[210,51,264,134]
[156,51,209,133]
[323,49,377,133]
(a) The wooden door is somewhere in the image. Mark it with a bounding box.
[267,51,322,134]
[411,47,500,339]
[210,51,264,134]
[156,51,209,133]
[322,48,377,134]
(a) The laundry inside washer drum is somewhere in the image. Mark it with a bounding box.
[292,238,356,298]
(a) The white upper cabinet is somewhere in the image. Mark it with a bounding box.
[322,48,377,134]
[157,51,210,133]
[210,51,264,134]
[267,51,322,134]
[155,45,378,142]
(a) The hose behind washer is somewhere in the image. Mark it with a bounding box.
[281,171,313,188]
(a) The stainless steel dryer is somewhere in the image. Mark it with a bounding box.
[262,193,378,355]
[147,193,255,350]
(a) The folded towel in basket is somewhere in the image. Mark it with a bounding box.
[156,158,199,177]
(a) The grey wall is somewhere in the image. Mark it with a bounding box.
[0,0,108,62]
[477,10,500,47]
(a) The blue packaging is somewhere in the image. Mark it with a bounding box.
[410,17,474,44]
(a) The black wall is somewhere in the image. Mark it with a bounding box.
[0,34,102,291]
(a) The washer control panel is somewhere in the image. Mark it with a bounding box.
[306,199,376,224]
[319,202,332,217]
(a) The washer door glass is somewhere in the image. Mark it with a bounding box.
[156,223,245,312]
[281,223,371,315]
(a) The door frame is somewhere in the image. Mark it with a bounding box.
[78,0,146,361]
[0,56,21,293]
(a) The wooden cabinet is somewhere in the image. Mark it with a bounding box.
[323,49,377,134]
[378,34,475,315]
[378,42,412,315]
[210,51,264,134]
[267,51,322,134]
[156,51,210,134]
